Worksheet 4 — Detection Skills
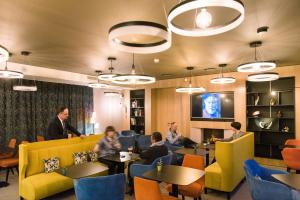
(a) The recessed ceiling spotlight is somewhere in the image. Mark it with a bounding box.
[154,58,160,63]
[257,26,269,36]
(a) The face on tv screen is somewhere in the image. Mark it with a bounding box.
[191,92,234,121]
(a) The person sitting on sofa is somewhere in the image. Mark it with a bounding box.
[210,121,245,164]
[93,126,123,175]
[214,121,245,142]
[166,122,197,148]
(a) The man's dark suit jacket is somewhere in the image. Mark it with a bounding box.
[140,144,168,164]
[46,116,81,140]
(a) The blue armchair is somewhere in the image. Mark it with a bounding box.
[244,159,300,200]
[118,136,136,152]
[130,154,173,179]
[120,130,136,137]
[136,135,151,152]
[74,173,126,200]
[165,141,183,165]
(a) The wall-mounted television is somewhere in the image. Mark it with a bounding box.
[191,92,234,121]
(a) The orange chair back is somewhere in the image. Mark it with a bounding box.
[8,138,17,149]
[182,154,204,170]
[134,177,163,200]
[282,148,300,170]
[37,135,45,141]
[285,139,300,146]
[21,141,29,144]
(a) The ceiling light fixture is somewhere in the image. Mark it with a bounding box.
[88,70,109,88]
[112,54,156,85]
[0,50,24,79]
[210,64,236,84]
[109,21,171,54]
[237,41,276,72]
[13,51,37,91]
[167,0,245,37]
[104,91,121,97]
[176,67,205,94]
[98,57,118,81]
[247,72,279,82]
[0,46,9,63]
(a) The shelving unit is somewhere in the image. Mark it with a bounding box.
[246,77,295,159]
[130,89,145,134]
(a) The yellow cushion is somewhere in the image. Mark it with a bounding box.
[205,162,222,190]
[20,172,73,200]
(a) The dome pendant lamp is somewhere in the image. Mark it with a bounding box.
[210,64,236,84]
[176,67,205,94]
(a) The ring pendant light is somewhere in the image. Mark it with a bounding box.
[210,64,236,84]
[167,0,245,37]
[88,70,110,88]
[98,57,118,81]
[13,51,37,91]
[104,91,121,97]
[108,21,171,54]
[237,41,276,72]
[247,72,279,82]
[0,49,24,79]
[0,46,9,62]
[176,67,205,94]
[112,54,156,85]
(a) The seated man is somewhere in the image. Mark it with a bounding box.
[214,121,244,142]
[166,122,196,148]
[128,132,168,191]
[139,131,169,164]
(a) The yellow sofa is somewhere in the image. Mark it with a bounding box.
[205,132,254,198]
[19,134,107,200]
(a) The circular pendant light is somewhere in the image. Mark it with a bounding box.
[13,51,37,91]
[210,64,236,84]
[88,70,110,88]
[13,85,37,91]
[0,46,9,62]
[109,21,171,54]
[104,91,121,97]
[0,62,24,79]
[98,57,118,81]
[112,54,156,85]
[167,0,245,37]
[247,72,279,82]
[237,41,277,72]
[176,67,205,94]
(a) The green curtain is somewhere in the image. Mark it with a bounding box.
[0,79,93,148]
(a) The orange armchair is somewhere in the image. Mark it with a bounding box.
[285,139,300,146]
[281,148,300,173]
[0,138,16,159]
[166,154,205,200]
[134,177,178,200]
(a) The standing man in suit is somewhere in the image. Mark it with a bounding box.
[47,106,85,140]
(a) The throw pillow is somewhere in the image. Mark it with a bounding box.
[87,150,98,162]
[43,157,60,173]
[73,151,88,165]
